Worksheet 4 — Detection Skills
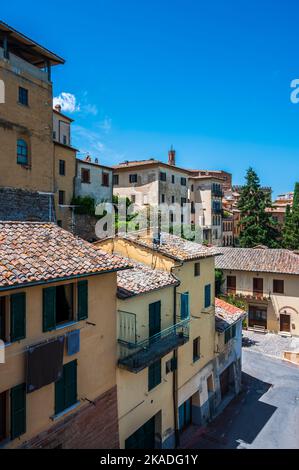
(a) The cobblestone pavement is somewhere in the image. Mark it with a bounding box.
[242,330,299,358]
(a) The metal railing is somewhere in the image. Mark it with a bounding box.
[221,287,272,300]
[118,319,190,372]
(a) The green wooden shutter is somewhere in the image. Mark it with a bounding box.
[180,293,190,319]
[55,360,77,415]
[64,360,77,408]
[11,384,26,439]
[43,287,56,332]
[204,284,211,308]
[148,359,161,391]
[10,293,26,342]
[55,372,65,415]
[78,281,88,321]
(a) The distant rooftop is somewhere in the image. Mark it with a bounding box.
[0,20,65,67]
[215,247,299,275]
[117,231,219,262]
[215,298,246,332]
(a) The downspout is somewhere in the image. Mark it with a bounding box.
[171,262,183,448]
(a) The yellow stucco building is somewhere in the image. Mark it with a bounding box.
[0,221,130,449]
[0,21,76,230]
[96,231,241,448]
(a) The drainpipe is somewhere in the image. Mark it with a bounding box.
[170,262,183,448]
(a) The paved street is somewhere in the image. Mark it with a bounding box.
[183,349,299,449]
[242,330,299,359]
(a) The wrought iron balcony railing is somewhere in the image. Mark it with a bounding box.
[118,319,190,373]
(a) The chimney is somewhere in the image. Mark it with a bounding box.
[55,104,62,113]
[95,158,99,164]
[168,146,176,166]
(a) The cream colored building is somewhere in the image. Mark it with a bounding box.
[0,221,130,449]
[96,231,243,448]
[216,247,299,335]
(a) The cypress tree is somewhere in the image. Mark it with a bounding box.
[238,168,280,248]
[282,183,299,250]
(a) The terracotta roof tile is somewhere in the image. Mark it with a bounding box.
[117,259,179,299]
[0,222,131,289]
[121,232,219,262]
[215,247,299,275]
[215,297,246,332]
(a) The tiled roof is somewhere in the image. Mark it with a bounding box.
[0,222,131,289]
[215,247,299,275]
[122,232,219,261]
[113,159,191,174]
[117,259,179,299]
[215,298,246,332]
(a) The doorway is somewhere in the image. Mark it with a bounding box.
[280,314,290,333]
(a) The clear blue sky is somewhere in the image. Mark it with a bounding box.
[2,0,299,196]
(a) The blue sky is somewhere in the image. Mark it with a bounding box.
[2,0,299,196]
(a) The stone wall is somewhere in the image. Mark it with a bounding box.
[72,213,99,241]
[22,386,119,449]
[0,187,55,222]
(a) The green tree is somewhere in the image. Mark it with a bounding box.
[237,168,280,248]
[282,182,299,250]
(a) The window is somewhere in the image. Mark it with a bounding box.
[43,282,88,332]
[166,357,177,374]
[0,390,7,442]
[113,174,119,185]
[102,172,109,187]
[59,160,65,176]
[131,194,136,203]
[160,172,167,182]
[191,184,194,192]
[63,135,67,145]
[171,196,175,204]
[129,174,138,183]
[180,292,190,319]
[58,190,65,205]
[148,360,161,391]
[181,177,187,186]
[273,279,284,294]
[55,360,77,415]
[161,194,165,203]
[10,384,26,440]
[194,262,200,277]
[57,220,62,227]
[224,328,232,344]
[81,168,90,184]
[253,277,263,295]
[18,87,28,106]
[227,276,236,294]
[171,175,175,184]
[204,284,211,308]
[53,131,57,140]
[17,139,28,165]
[193,337,200,362]
[181,197,186,207]
[0,297,6,342]
[10,293,26,342]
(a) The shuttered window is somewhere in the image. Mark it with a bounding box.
[204,284,211,308]
[148,360,161,391]
[10,384,26,440]
[10,293,26,342]
[43,287,56,332]
[224,328,232,344]
[55,360,77,415]
[77,281,88,321]
[180,292,190,320]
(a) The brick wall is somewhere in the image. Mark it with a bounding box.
[0,187,56,222]
[22,386,119,449]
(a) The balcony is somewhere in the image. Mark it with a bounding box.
[212,206,222,215]
[212,189,223,198]
[221,287,270,302]
[118,312,190,373]
[0,47,49,82]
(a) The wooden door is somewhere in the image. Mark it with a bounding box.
[280,314,290,333]
[149,301,161,339]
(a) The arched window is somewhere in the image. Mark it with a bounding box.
[17,139,28,165]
